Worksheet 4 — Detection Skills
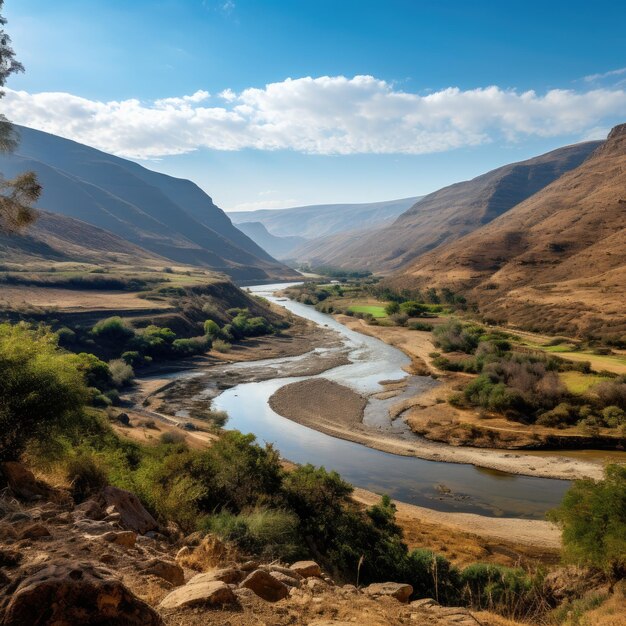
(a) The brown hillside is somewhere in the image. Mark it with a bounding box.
[294,141,600,270]
[390,124,626,340]
[0,210,165,266]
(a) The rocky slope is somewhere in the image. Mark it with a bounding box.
[0,126,297,281]
[0,462,485,626]
[389,124,626,340]
[234,221,306,259]
[300,141,600,271]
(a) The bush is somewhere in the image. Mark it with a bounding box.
[408,321,434,332]
[109,359,134,388]
[213,339,232,353]
[385,301,400,315]
[159,430,186,445]
[400,301,428,317]
[91,316,135,342]
[548,464,626,580]
[172,337,210,356]
[433,320,482,354]
[593,379,626,410]
[204,508,301,559]
[203,319,221,337]
[460,563,537,617]
[0,323,89,461]
[405,549,460,604]
[65,452,109,502]
[602,405,626,427]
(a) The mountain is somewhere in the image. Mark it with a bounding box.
[234,222,306,259]
[389,124,626,340]
[0,209,164,266]
[228,196,421,240]
[0,126,297,281]
[300,142,601,271]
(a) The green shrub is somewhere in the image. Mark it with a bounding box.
[549,464,626,580]
[0,323,89,461]
[433,320,482,354]
[91,316,134,342]
[65,452,108,502]
[400,301,428,317]
[159,431,186,445]
[204,508,301,559]
[213,339,232,353]
[602,405,626,427]
[172,337,209,356]
[408,321,434,332]
[405,549,460,604]
[203,319,221,337]
[385,301,400,315]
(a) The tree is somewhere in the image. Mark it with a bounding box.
[548,464,626,581]
[0,323,88,461]
[385,301,400,315]
[0,1,41,233]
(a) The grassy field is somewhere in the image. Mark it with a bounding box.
[559,371,611,394]
[348,304,388,318]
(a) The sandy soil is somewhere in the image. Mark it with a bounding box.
[353,488,561,553]
[270,378,367,428]
[0,285,174,311]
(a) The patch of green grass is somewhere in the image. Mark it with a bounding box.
[559,371,611,394]
[348,305,387,318]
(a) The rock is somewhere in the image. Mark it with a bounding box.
[5,512,32,524]
[306,577,328,593]
[364,582,413,603]
[116,412,130,426]
[410,598,439,609]
[175,546,192,563]
[0,548,21,568]
[0,524,16,541]
[340,584,358,595]
[240,560,260,571]
[290,560,322,578]
[100,530,137,548]
[262,564,302,579]
[96,486,158,534]
[270,571,302,588]
[142,559,185,586]
[0,462,55,501]
[159,579,236,609]
[240,569,289,602]
[189,568,244,585]
[1,560,162,625]
[18,523,51,540]
[74,499,105,520]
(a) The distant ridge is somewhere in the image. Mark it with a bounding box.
[229,196,421,240]
[299,141,601,271]
[0,126,297,281]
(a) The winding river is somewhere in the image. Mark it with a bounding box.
[196,282,570,520]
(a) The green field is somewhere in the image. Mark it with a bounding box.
[348,304,388,318]
[559,371,611,394]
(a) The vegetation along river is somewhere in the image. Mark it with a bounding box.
[194,283,571,519]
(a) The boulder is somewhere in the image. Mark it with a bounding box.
[96,486,158,534]
[189,568,244,585]
[18,523,51,540]
[158,580,236,609]
[240,569,289,602]
[1,560,162,625]
[364,582,413,603]
[142,559,184,586]
[0,462,54,501]
[289,560,322,578]
[74,499,105,521]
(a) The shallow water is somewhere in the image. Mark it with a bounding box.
[203,282,570,519]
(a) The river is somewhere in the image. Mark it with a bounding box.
[181,281,572,520]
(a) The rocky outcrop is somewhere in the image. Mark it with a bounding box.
[364,582,414,603]
[96,486,158,534]
[142,559,185,586]
[290,560,322,578]
[0,462,57,501]
[0,560,162,626]
[240,569,290,602]
[158,580,237,610]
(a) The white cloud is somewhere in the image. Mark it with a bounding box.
[584,67,626,83]
[3,75,625,159]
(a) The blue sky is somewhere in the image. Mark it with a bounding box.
[3,0,626,211]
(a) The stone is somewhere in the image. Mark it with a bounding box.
[74,499,105,520]
[18,523,51,540]
[364,582,413,603]
[1,560,162,625]
[143,559,185,586]
[181,530,204,546]
[289,560,322,578]
[159,579,236,609]
[240,569,289,602]
[270,571,302,588]
[0,462,55,501]
[100,530,137,548]
[306,577,328,593]
[410,598,439,609]
[240,559,260,571]
[96,486,158,534]
[189,568,244,585]
[0,548,21,568]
